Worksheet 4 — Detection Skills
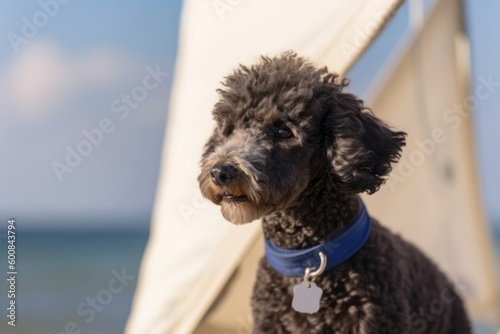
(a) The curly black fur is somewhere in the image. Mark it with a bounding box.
[199,52,471,333]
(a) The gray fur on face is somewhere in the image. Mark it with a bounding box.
[199,130,272,224]
[199,126,311,224]
[210,130,269,202]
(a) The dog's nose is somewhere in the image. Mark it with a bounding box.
[210,165,238,186]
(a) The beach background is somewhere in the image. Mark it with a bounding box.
[0,0,499,333]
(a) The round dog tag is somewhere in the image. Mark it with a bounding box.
[292,281,323,314]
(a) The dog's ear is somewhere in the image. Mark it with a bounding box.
[321,88,406,194]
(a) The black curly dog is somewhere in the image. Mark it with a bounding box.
[199,52,471,333]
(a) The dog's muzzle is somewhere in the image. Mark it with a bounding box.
[209,164,249,203]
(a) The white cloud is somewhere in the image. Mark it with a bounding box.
[1,39,139,121]
[5,40,70,119]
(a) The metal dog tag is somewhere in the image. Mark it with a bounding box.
[292,281,323,314]
[291,252,327,314]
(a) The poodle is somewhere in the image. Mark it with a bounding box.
[198,52,471,333]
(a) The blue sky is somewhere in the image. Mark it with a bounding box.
[465,0,500,227]
[0,1,182,229]
[0,0,498,230]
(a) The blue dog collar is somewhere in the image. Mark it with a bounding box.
[264,201,371,277]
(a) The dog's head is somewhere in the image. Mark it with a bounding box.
[199,52,406,224]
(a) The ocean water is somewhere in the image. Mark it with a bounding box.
[0,226,498,334]
[0,230,149,334]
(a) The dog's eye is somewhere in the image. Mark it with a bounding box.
[275,127,293,139]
